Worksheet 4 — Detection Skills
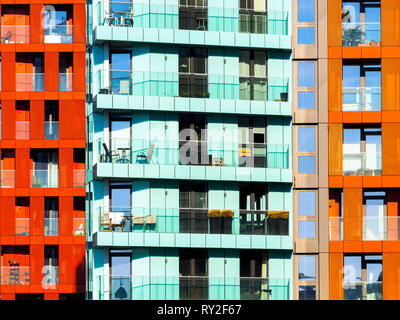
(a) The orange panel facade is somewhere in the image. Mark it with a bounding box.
[0,1,85,300]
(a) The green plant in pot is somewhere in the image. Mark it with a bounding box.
[221,210,234,234]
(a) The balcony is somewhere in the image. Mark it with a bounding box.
[1,267,30,285]
[342,87,381,111]
[59,73,73,91]
[16,73,44,91]
[342,22,380,47]
[343,281,382,300]
[1,170,15,188]
[43,266,59,286]
[44,25,73,43]
[343,152,381,176]
[44,218,59,236]
[1,25,30,43]
[98,207,289,235]
[95,1,288,35]
[73,218,86,236]
[44,121,59,139]
[16,218,30,236]
[97,275,290,300]
[73,169,86,188]
[16,121,30,140]
[329,216,400,241]
[95,70,289,102]
[97,139,289,169]
[30,169,59,188]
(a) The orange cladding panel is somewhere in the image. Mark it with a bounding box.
[329,252,344,300]
[382,58,400,111]
[327,0,342,47]
[382,0,400,46]
[329,123,343,176]
[343,188,363,241]
[382,123,400,175]
[328,59,342,112]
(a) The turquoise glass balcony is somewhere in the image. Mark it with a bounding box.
[97,138,289,169]
[96,70,289,102]
[97,275,290,300]
[95,1,288,35]
[98,207,289,236]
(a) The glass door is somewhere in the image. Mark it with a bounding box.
[110,251,131,300]
[110,117,131,163]
[110,51,132,95]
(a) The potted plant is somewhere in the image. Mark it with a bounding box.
[221,210,234,234]
[208,209,221,234]
[280,92,288,102]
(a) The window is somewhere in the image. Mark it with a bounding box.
[179,47,208,98]
[44,197,58,236]
[179,0,208,31]
[44,5,73,43]
[1,5,30,44]
[239,50,270,101]
[30,150,59,188]
[298,156,315,174]
[298,62,315,87]
[342,1,380,47]
[342,63,381,111]
[239,0,268,34]
[363,191,386,241]
[179,114,207,166]
[299,286,316,300]
[44,101,59,139]
[109,51,132,95]
[297,0,315,23]
[298,220,316,238]
[240,250,269,300]
[298,127,315,152]
[179,249,208,300]
[298,191,316,216]
[179,182,208,233]
[238,117,268,168]
[110,250,131,300]
[296,61,316,110]
[59,52,73,91]
[343,254,382,300]
[297,27,315,45]
[298,91,315,109]
[298,256,316,280]
[343,126,381,176]
[44,245,59,285]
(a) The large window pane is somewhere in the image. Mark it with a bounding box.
[298,256,316,280]
[299,286,316,300]
[298,62,315,87]
[297,27,315,45]
[298,91,315,109]
[298,221,316,238]
[298,156,315,174]
[298,127,315,152]
[298,191,316,216]
[298,0,315,23]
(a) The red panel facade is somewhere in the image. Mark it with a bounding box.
[0,1,85,300]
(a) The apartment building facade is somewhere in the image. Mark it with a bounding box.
[0,1,86,300]
[86,0,293,300]
[291,0,400,301]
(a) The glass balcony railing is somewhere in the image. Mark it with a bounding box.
[1,25,30,43]
[343,281,382,300]
[43,266,59,286]
[98,275,290,300]
[329,216,400,241]
[98,207,289,235]
[342,22,381,47]
[342,87,381,111]
[343,152,382,176]
[16,218,30,236]
[30,169,59,188]
[16,73,44,91]
[44,25,73,43]
[59,73,73,91]
[44,121,59,139]
[73,218,86,236]
[95,1,288,35]
[97,138,289,169]
[1,170,15,188]
[44,218,59,236]
[1,267,30,285]
[95,70,289,102]
[16,121,30,140]
[73,169,86,188]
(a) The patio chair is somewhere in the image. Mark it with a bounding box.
[102,143,120,163]
[136,144,155,164]
[100,212,112,231]
[110,212,126,231]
